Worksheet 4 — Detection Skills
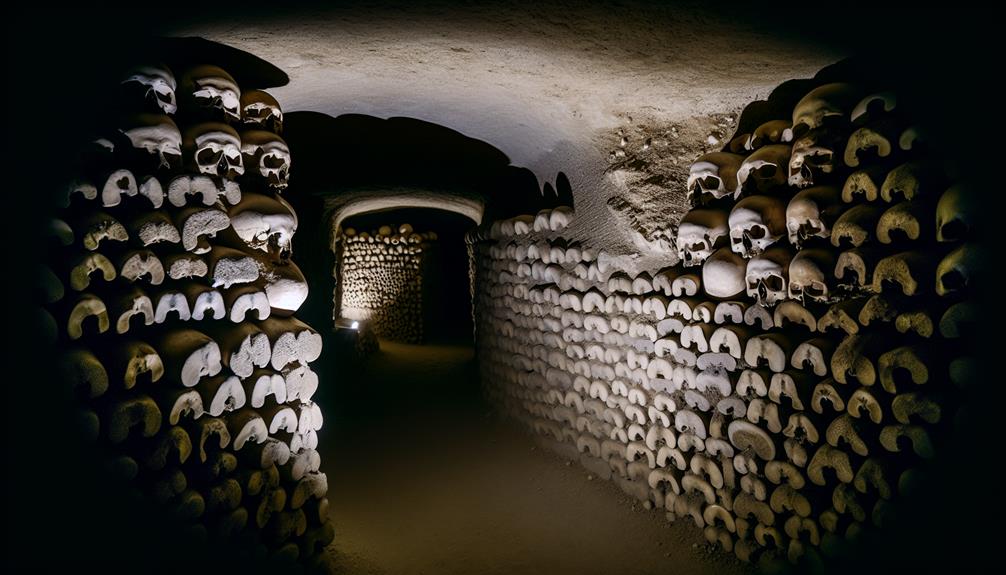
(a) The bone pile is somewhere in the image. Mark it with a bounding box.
[338,224,436,343]
[45,63,332,567]
[471,84,974,567]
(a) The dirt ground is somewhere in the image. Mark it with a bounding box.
[317,339,752,575]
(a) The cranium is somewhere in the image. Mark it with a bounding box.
[728,196,787,258]
[736,145,791,195]
[702,247,747,299]
[181,65,241,122]
[935,185,973,242]
[121,64,177,114]
[228,192,298,262]
[687,152,744,204]
[791,83,863,136]
[785,186,843,247]
[119,114,182,170]
[749,120,794,150]
[185,123,244,178]
[788,249,837,303]
[241,130,291,189]
[745,245,796,307]
[676,208,728,267]
[851,92,897,125]
[788,128,845,188]
[241,90,283,133]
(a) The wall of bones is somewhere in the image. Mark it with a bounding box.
[44,61,332,567]
[471,80,976,567]
[337,224,437,343]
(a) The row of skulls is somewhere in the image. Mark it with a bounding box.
[677,81,946,308]
[687,83,893,204]
[117,64,290,188]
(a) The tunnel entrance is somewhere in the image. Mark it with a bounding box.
[336,207,477,344]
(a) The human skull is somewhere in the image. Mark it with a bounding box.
[119,114,182,170]
[185,123,244,178]
[788,128,845,188]
[241,130,291,189]
[687,152,743,205]
[745,245,795,307]
[736,145,792,196]
[785,185,843,247]
[181,65,241,122]
[241,90,283,133]
[228,192,297,262]
[702,247,747,298]
[728,195,787,258]
[121,64,177,114]
[935,185,973,242]
[676,208,728,267]
[749,120,794,150]
[791,83,863,136]
[787,249,837,303]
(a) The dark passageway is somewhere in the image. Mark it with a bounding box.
[320,339,749,575]
[11,4,998,575]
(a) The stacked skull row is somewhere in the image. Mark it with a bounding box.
[44,61,333,569]
[467,79,974,569]
[680,83,972,311]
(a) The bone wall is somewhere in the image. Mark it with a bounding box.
[338,224,436,343]
[470,80,974,569]
[44,62,332,569]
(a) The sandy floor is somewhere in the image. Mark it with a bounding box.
[317,339,751,575]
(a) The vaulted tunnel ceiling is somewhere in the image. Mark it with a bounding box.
[167,1,844,257]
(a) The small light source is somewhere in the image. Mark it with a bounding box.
[335,317,362,331]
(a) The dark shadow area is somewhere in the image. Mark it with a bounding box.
[284,112,545,221]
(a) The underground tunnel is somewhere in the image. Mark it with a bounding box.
[9,2,998,574]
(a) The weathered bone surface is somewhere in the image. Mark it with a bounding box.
[935,243,978,297]
[208,246,260,288]
[241,130,291,189]
[122,63,178,114]
[791,83,863,135]
[181,65,241,121]
[844,120,898,167]
[745,246,795,307]
[877,201,929,243]
[69,253,117,291]
[156,329,222,387]
[701,247,746,299]
[831,204,884,248]
[176,206,231,253]
[935,185,973,242]
[676,208,728,267]
[67,293,110,339]
[228,192,298,261]
[842,167,885,203]
[788,128,844,189]
[241,89,283,132]
[729,196,787,258]
[687,152,743,204]
[737,145,791,195]
[79,211,129,251]
[118,250,164,285]
[788,249,837,304]
[786,186,842,247]
[185,122,244,178]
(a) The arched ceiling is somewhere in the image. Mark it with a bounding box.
[169,1,843,261]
